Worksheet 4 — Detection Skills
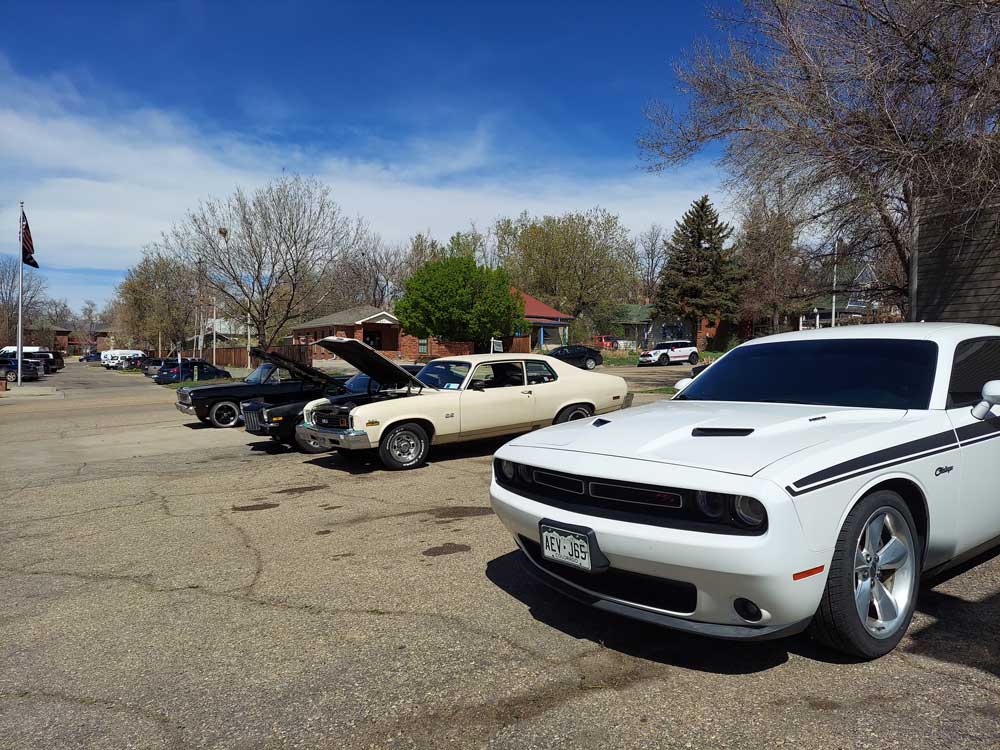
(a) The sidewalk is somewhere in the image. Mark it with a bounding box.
[0,384,64,401]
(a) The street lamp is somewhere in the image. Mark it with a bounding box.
[813,307,820,329]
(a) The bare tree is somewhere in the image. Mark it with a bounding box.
[635,224,666,303]
[339,230,410,308]
[0,256,47,345]
[155,175,365,347]
[640,0,1000,314]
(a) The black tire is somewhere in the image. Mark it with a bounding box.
[809,490,921,659]
[378,422,430,470]
[584,357,597,370]
[208,400,241,428]
[4,370,15,383]
[688,352,699,365]
[554,403,594,424]
[657,354,670,366]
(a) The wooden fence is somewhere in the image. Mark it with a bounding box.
[172,344,313,369]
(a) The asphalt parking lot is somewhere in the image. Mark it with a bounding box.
[1,363,998,749]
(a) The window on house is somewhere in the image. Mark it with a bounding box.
[418,338,428,354]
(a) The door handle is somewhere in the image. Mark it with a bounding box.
[522,390,532,395]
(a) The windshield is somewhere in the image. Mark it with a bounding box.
[244,364,275,385]
[679,339,939,410]
[344,373,381,393]
[415,361,471,390]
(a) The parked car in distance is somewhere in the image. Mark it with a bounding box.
[101,349,145,369]
[243,359,421,453]
[79,351,102,362]
[114,354,146,370]
[1,348,65,372]
[174,355,345,428]
[298,337,630,470]
[638,340,699,366]
[548,345,604,370]
[491,322,1000,659]
[154,361,231,386]
[0,358,40,382]
[592,335,620,350]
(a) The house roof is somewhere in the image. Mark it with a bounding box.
[515,289,573,322]
[292,305,397,331]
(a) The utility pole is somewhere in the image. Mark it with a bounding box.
[212,298,217,367]
[831,239,842,328]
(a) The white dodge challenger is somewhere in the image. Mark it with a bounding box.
[490,323,1000,658]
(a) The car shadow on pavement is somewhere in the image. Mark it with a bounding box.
[905,545,1000,679]
[485,550,796,675]
[181,421,212,430]
[247,440,296,455]
[304,437,509,475]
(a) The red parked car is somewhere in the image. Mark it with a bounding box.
[593,335,620,350]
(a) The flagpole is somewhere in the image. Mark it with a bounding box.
[16,201,23,387]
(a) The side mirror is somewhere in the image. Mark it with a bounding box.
[469,379,486,392]
[971,380,1000,420]
[674,377,693,394]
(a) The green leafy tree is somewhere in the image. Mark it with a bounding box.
[395,256,526,344]
[655,195,736,338]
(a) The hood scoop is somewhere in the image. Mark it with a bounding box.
[592,418,611,428]
[691,427,755,437]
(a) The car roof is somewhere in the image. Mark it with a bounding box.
[429,353,563,364]
[745,322,1000,348]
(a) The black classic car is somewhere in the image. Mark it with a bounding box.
[242,362,424,453]
[547,344,604,370]
[174,349,348,428]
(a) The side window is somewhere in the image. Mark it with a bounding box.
[948,338,1000,408]
[470,362,525,389]
[526,361,558,385]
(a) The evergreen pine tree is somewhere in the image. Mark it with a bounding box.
[654,195,736,341]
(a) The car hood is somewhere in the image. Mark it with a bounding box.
[314,337,430,390]
[508,400,908,477]
[249,346,339,387]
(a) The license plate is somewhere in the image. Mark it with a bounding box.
[540,524,592,571]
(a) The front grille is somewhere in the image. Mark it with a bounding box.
[243,409,264,433]
[495,461,764,536]
[316,413,350,429]
[519,536,696,614]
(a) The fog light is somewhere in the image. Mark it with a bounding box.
[499,459,516,481]
[734,598,762,622]
[733,496,766,528]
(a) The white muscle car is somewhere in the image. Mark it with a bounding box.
[297,337,630,470]
[491,323,1000,658]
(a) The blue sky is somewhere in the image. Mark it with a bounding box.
[1,0,732,310]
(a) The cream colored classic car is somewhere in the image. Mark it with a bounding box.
[297,337,630,470]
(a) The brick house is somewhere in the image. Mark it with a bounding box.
[290,305,473,361]
[23,321,112,354]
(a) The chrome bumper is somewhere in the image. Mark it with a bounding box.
[174,402,196,416]
[296,424,373,451]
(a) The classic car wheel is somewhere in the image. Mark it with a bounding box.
[4,370,15,383]
[810,490,920,659]
[688,352,699,365]
[208,400,241,428]
[379,422,429,470]
[554,404,594,423]
[584,357,597,370]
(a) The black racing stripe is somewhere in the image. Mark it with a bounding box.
[955,418,1000,443]
[793,430,958,490]
[960,430,1000,448]
[786,443,960,497]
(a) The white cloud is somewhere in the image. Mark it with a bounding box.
[0,57,722,282]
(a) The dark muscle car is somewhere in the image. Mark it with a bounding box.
[242,363,424,453]
[174,348,348,428]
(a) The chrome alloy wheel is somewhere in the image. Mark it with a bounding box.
[854,507,916,639]
[388,429,423,463]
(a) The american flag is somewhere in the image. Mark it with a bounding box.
[20,209,38,268]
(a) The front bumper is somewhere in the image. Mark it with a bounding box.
[489,453,830,639]
[174,402,197,416]
[296,423,373,451]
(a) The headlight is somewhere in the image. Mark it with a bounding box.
[695,491,726,519]
[516,463,533,484]
[499,459,516,481]
[733,496,767,528]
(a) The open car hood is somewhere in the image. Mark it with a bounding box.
[313,337,431,390]
[250,347,341,387]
